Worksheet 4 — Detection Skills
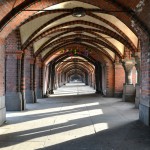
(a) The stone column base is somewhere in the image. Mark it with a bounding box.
[122,84,135,102]
[0,96,6,126]
[139,104,150,126]
[32,91,37,103]
[6,92,25,111]
[114,92,123,98]
[135,84,140,108]
[25,89,34,103]
[36,88,42,99]
[49,90,54,94]
[95,90,102,94]
[106,89,114,97]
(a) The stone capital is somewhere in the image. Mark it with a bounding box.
[24,49,31,57]
[122,58,136,72]
[6,51,23,59]
[134,52,141,58]
[114,62,123,69]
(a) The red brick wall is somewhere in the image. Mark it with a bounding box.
[6,31,19,52]
[0,38,5,96]
[114,63,125,96]
[6,55,17,92]
[35,65,40,90]
[140,38,150,99]
[24,50,32,91]
[106,63,115,96]
[34,59,43,91]
[25,60,31,90]
[5,31,19,93]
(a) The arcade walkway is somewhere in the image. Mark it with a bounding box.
[0,83,150,150]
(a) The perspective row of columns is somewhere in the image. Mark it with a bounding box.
[114,50,141,108]
[5,50,43,111]
[46,63,97,95]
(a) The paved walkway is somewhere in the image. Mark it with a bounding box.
[0,83,150,150]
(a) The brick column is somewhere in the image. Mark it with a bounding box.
[106,63,114,97]
[24,51,35,103]
[114,60,125,97]
[20,53,26,110]
[43,65,49,96]
[132,21,150,125]
[40,65,44,98]
[85,73,88,85]
[95,62,102,94]
[48,62,55,94]
[0,38,6,125]
[95,62,99,93]
[32,61,37,102]
[122,58,136,102]
[57,72,61,87]
[102,64,107,96]
[34,58,43,99]
[6,51,25,110]
[134,52,141,108]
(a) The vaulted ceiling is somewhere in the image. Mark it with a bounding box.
[17,1,139,64]
[0,0,146,71]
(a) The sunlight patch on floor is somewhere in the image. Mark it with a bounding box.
[49,82,96,97]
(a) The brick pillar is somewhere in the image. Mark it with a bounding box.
[0,38,6,125]
[20,53,26,110]
[102,64,107,95]
[46,64,51,95]
[48,62,55,94]
[95,62,102,94]
[106,63,114,97]
[24,50,35,103]
[134,52,141,108]
[32,61,37,102]
[89,73,92,87]
[6,51,25,110]
[132,21,150,125]
[114,56,125,97]
[85,73,88,85]
[40,65,44,98]
[43,65,49,96]
[122,58,136,102]
[57,72,61,87]
[139,37,150,125]
[34,58,43,99]
[92,71,95,88]
[95,62,99,93]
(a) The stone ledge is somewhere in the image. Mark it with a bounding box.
[6,92,24,111]
[139,103,150,126]
[0,96,5,109]
[0,107,6,126]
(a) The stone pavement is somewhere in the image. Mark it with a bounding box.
[0,83,150,150]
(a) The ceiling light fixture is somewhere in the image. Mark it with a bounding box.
[72,7,86,17]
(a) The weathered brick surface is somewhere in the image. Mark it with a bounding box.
[5,31,20,93]
[0,38,5,96]
[6,55,17,92]
[35,63,42,98]
[6,31,19,51]
[24,50,33,91]
[106,63,114,96]
[114,63,125,96]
